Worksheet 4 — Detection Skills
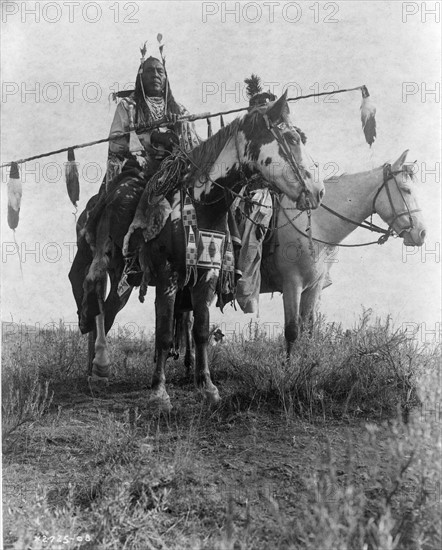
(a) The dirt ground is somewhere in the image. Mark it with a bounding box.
[4,371,428,550]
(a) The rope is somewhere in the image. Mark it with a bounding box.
[0,85,366,169]
[145,149,188,203]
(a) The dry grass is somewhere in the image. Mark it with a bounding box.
[2,312,440,549]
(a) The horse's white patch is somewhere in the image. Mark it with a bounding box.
[170,190,181,221]
[192,138,234,201]
[203,268,220,306]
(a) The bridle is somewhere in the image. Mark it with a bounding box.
[276,163,421,248]
[181,108,314,210]
[261,112,312,208]
[371,163,421,237]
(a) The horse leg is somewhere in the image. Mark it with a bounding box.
[87,328,96,376]
[282,280,302,359]
[299,285,322,337]
[150,265,177,411]
[90,277,110,383]
[104,254,133,334]
[191,273,220,406]
[183,311,195,379]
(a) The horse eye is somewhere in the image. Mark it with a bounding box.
[402,188,412,194]
[285,132,299,145]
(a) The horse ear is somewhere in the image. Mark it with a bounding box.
[392,150,409,171]
[266,90,289,123]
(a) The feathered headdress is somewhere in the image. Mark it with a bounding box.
[244,74,276,107]
[244,74,263,99]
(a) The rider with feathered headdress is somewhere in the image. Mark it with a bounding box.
[71,43,200,334]
[107,47,200,185]
[82,44,200,248]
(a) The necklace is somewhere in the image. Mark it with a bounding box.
[143,96,165,122]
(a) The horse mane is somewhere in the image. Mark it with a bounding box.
[186,105,307,182]
[187,116,244,181]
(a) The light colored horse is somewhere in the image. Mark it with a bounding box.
[260,150,427,355]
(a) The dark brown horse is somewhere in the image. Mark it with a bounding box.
[70,92,325,409]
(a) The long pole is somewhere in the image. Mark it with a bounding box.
[0,85,364,169]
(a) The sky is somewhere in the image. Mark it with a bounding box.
[1,0,441,344]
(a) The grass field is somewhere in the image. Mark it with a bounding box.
[2,312,441,550]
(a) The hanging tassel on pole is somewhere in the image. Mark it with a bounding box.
[65,148,80,207]
[207,118,212,138]
[360,85,376,147]
[219,115,225,128]
[7,162,22,230]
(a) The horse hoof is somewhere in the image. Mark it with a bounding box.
[202,386,221,408]
[150,388,172,413]
[88,375,109,398]
[91,363,110,380]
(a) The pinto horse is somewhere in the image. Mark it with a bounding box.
[70,91,325,408]
[260,150,427,355]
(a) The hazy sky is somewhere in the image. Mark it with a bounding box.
[1,1,441,343]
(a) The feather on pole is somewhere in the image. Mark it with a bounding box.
[65,148,80,206]
[7,162,22,230]
[360,85,376,147]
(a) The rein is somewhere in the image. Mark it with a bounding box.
[275,164,419,248]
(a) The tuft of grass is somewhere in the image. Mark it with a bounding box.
[216,310,436,420]
[2,366,53,448]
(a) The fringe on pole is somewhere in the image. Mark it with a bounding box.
[7,162,22,230]
[65,148,80,207]
[360,85,376,147]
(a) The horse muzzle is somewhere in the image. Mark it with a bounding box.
[401,226,427,247]
[297,188,324,211]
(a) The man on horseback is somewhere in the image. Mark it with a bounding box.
[69,47,200,342]
[106,55,199,187]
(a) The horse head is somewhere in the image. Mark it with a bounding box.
[238,90,325,210]
[374,150,426,246]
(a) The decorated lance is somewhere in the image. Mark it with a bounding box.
[0,84,376,170]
